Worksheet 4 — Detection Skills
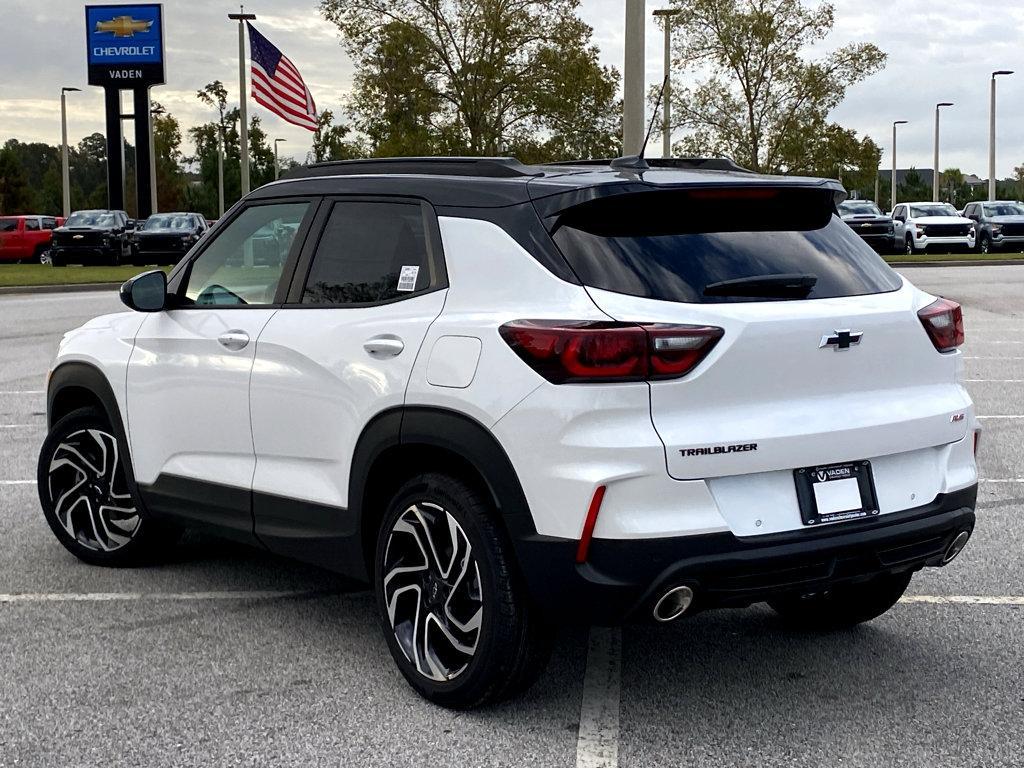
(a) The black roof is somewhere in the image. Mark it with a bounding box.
[262,156,845,211]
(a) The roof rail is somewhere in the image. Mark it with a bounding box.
[547,157,753,174]
[283,156,542,180]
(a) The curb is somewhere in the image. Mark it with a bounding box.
[0,282,121,296]
[887,259,1024,268]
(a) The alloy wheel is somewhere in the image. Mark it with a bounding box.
[382,502,483,682]
[47,428,140,552]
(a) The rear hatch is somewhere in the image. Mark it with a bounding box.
[547,185,972,530]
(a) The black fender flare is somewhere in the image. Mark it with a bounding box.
[348,406,539,575]
[45,361,148,510]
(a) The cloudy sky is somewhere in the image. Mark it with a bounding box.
[1,0,1022,177]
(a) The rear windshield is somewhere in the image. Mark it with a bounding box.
[0,218,18,232]
[549,188,903,304]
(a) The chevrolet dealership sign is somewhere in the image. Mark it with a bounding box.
[86,4,165,87]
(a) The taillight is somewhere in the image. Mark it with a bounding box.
[918,298,964,352]
[498,320,723,383]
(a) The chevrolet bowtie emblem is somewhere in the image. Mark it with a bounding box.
[820,329,863,350]
[860,222,871,228]
[95,16,153,37]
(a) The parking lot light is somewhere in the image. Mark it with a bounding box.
[59,87,80,218]
[990,70,1013,201]
[892,120,908,210]
[933,103,953,202]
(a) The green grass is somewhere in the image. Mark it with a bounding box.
[0,264,171,288]
[884,251,1024,263]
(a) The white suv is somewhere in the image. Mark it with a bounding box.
[39,157,979,708]
[891,202,975,254]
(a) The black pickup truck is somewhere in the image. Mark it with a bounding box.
[50,210,135,266]
[133,212,208,265]
[837,200,894,253]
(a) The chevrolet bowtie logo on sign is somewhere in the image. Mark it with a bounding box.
[85,4,165,88]
[94,15,153,37]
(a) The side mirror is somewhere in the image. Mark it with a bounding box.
[120,269,167,312]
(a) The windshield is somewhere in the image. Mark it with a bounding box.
[838,200,882,216]
[143,214,194,231]
[66,212,116,228]
[909,204,958,218]
[550,188,902,304]
[983,203,1024,216]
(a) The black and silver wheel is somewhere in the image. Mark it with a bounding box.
[375,472,551,708]
[905,235,916,255]
[38,407,174,566]
[768,571,913,630]
[979,233,992,254]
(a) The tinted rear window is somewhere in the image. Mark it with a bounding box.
[549,188,902,304]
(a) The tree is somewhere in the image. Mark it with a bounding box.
[320,0,620,159]
[773,119,881,198]
[1014,165,1024,201]
[308,110,365,163]
[152,103,187,212]
[897,167,930,203]
[665,0,886,173]
[0,146,33,213]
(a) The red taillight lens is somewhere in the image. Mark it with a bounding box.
[918,298,964,352]
[498,320,723,383]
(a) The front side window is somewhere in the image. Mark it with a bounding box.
[182,202,310,307]
[24,218,40,231]
[301,201,439,305]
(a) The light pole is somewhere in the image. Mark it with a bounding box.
[891,120,908,210]
[149,103,165,215]
[933,102,953,202]
[273,138,287,180]
[59,87,80,218]
[989,70,1013,201]
[653,8,680,158]
[229,6,257,195]
[623,0,645,155]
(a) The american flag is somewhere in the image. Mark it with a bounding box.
[247,23,317,132]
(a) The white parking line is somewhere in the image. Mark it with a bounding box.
[576,626,622,769]
[0,424,38,429]
[0,390,43,395]
[901,595,1024,605]
[965,379,1024,383]
[977,415,1024,419]
[0,480,35,485]
[0,590,306,603]
[964,356,1024,360]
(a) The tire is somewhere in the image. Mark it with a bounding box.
[32,244,50,264]
[979,233,992,254]
[768,571,913,631]
[50,252,64,267]
[374,472,552,708]
[37,406,178,567]
[904,235,917,255]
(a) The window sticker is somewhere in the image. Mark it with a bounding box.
[397,265,420,292]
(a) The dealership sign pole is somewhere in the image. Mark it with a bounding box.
[85,4,165,218]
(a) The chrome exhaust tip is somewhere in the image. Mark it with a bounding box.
[943,530,970,564]
[652,585,694,622]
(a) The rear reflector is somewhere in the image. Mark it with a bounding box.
[918,298,964,352]
[576,485,607,564]
[498,320,723,383]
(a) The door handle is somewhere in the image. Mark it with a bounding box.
[217,330,250,351]
[363,336,404,358]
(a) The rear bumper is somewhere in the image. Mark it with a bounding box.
[513,484,977,624]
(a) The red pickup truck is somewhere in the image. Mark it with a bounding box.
[0,215,64,263]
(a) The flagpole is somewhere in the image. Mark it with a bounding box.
[228,6,256,196]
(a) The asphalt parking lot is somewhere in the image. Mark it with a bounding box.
[1,266,1022,767]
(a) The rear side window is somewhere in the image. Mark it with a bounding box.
[301,201,440,305]
[550,188,902,304]
[24,218,40,231]
[42,217,57,229]
[0,218,19,232]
